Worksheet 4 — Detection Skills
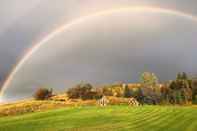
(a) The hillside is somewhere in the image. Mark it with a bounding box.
[0,98,95,117]
[0,96,132,117]
[0,105,197,131]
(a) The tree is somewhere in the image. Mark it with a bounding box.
[67,82,100,100]
[168,73,192,104]
[139,72,161,105]
[176,72,182,80]
[102,86,113,96]
[140,72,158,88]
[124,84,131,98]
[160,84,170,103]
[182,72,188,80]
[191,78,197,103]
[176,72,188,80]
[112,86,124,97]
[34,88,53,100]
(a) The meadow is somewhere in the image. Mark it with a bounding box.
[0,105,197,131]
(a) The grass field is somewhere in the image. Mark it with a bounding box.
[0,105,197,131]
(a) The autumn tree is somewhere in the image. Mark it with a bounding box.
[139,72,161,104]
[140,72,159,88]
[67,82,101,100]
[34,88,53,100]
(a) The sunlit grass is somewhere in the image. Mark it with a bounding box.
[0,105,197,131]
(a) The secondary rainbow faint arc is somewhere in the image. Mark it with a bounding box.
[1,6,197,98]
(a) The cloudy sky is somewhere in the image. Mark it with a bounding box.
[0,0,197,101]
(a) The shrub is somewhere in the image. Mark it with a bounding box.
[34,88,53,100]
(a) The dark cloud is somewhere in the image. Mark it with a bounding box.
[1,11,197,102]
[1,0,197,83]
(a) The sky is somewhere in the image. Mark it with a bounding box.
[0,0,197,101]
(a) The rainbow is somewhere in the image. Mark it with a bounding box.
[1,6,197,100]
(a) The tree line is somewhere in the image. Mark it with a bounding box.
[34,72,197,105]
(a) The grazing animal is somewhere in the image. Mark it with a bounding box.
[128,97,140,106]
[97,96,109,106]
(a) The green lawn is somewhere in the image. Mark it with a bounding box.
[0,105,197,131]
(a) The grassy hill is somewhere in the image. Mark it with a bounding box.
[0,96,131,117]
[0,105,197,131]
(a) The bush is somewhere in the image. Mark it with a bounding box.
[34,88,53,100]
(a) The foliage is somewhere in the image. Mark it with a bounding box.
[102,86,114,96]
[168,73,192,104]
[34,88,53,100]
[137,87,161,105]
[160,84,171,104]
[67,83,101,100]
[176,72,188,80]
[191,78,197,103]
[100,84,124,97]
[112,86,124,97]
[138,72,161,104]
[129,88,141,99]
[140,72,158,88]
[123,84,132,98]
